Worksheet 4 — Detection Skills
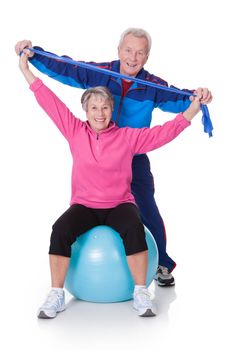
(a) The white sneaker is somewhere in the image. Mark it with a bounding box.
[37,289,66,319]
[133,288,156,317]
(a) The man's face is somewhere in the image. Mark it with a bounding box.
[86,95,112,133]
[118,34,149,78]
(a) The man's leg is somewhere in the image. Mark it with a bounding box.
[131,155,175,286]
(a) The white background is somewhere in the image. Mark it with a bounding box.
[1,0,232,349]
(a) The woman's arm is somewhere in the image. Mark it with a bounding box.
[182,94,202,122]
[18,51,81,141]
[125,95,202,154]
[19,49,37,85]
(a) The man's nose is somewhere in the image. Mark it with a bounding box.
[129,51,137,61]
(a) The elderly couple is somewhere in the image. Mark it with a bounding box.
[16,27,212,318]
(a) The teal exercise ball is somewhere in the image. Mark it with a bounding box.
[65,225,158,302]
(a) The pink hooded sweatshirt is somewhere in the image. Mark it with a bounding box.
[30,78,190,208]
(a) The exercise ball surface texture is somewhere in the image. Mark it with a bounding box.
[65,225,158,302]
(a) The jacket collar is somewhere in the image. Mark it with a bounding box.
[111,60,147,88]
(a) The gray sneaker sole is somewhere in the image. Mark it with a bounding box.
[37,311,55,319]
[140,309,156,317]
[37,308,65,319]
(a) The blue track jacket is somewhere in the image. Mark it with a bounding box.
[29,47,192,128]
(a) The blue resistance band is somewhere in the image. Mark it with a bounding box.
[28,47,213,137]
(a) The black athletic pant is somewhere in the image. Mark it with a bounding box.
[49,203,148,257]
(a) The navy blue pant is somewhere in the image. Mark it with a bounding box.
[131,154,176,271]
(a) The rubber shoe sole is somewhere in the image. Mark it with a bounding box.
[134,306,156,317]
[37,306,65,319]
[157,278,175,287]
[139,308,156,317]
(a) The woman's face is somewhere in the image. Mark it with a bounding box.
[86,95,112,133]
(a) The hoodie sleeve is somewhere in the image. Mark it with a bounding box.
[29,78,82,141]
[124,113,190,154]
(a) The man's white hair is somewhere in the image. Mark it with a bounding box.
[119,27,152,54]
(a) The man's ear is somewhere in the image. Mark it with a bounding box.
[117,46,120,58]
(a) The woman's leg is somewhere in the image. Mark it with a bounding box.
[105,203,148,285]
[105,203,155,317]
[126,250,148,285]
[49,255,70,288]
[49,204,99,288]
[38,205,99,319]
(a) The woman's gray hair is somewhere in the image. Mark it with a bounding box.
[119,27,152,54]
[81,86,114,112]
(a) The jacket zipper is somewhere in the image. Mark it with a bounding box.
[115,85,145,125]
[96,133,100,157]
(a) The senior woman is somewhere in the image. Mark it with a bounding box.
[19,49,201,318]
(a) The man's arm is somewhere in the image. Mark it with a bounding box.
[145,71,212,113]
[15,40,111,90]
[156,84,212,114]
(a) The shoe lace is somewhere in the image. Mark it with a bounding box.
[42,290,63,309]
[159,265,170,276]
[135,289,152,308]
